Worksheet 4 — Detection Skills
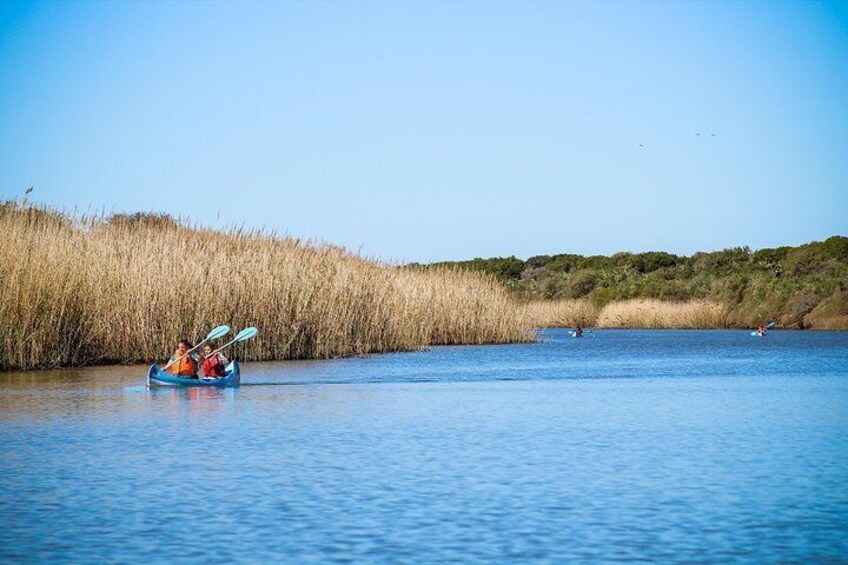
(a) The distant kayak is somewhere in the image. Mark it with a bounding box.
[147,360,241,388]
[751,322,775,337]
[571,332,583,338]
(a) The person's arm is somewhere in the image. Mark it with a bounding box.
[166,352,179,373]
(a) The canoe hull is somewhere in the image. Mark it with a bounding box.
[147,361,240,388]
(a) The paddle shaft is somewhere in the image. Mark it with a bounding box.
[204,328,258,358]
[206,336,244,358]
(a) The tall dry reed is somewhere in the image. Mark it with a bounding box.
[523,298,728,329]
[0,204,532,370]
[522,299,599,328]
[595,299,726,328]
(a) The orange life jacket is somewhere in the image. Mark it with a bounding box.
[168,350,197,375]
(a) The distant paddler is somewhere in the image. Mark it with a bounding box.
[574,324,584,337]
[752,321,775,337]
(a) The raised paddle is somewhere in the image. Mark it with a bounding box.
[766,321,775,329]
[163,324,230,370]
[205,327,258,358]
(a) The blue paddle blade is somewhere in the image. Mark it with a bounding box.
[234,327,258,341]
[207,325,231,340]
[766,322,775,329]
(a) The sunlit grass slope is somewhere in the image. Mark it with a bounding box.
[0,203,532,371]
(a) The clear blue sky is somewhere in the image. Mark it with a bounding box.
[1,0,847,262]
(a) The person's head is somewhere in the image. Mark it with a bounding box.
[203,344,213,356]
[177,340,192,353]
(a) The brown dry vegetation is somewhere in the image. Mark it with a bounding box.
[595,299,726,329]
[521,299,599,328]
[0,203,532,371]
[523,298,727,329]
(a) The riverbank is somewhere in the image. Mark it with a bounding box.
[0,203,532,371]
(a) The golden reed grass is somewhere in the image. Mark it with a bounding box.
[523,298,727,329]
[521,299,599,327]
[0,204,532,371]
[595,299,725,328]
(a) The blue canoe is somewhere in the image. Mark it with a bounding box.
[147,360,240,388]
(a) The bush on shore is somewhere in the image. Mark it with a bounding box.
[433,238,848,330]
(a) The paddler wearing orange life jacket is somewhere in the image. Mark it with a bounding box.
[167,339,199,377]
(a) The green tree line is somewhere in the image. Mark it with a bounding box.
[422,237,848,329]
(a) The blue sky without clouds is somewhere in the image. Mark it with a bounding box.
[1,0,846,262]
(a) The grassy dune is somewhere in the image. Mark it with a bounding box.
[0,204,532,371]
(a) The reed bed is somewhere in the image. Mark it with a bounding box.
[594,299,727,329]
[522,299,599,328]
[0,204,532,371]
[523,298,728,329]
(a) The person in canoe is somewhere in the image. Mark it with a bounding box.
[166,339,199,377]
[756,324,767,336]
[574,324,583,337]
[200,344,229,378]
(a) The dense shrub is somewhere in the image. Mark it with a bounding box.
[632,251,681,273]
[430,256,525,281]
[433,236,848,329]
[567,271,598,298]
[821,236,848,260]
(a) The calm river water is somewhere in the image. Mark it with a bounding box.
[2,329,847,563]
